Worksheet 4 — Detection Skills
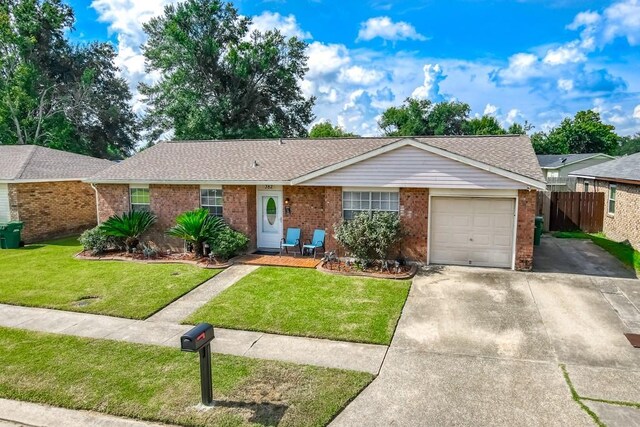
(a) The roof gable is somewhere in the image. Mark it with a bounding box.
[300,144,531,189]
[536,153,613,169]
[569,152,640,182]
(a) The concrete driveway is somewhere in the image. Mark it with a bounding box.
[332,243,640,426]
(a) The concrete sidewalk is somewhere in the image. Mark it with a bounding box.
[147,264,259,323]
[0,303,386,374]
[0,398,170,427]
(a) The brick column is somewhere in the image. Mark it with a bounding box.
[223,185,257,251]
[516,189,536,270]
[283,185,325,244]
[399,188,429,261]
[149,184,200,250]
[323,186,342,254]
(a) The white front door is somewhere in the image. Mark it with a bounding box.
[257,189,283,249]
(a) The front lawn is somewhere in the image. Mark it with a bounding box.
[185,267,411,345]
[0,327,372,427]
[0,237,218,319]
[553,231,640,273]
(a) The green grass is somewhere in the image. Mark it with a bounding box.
[552,231,640,273]
[186,266,411,345]
[0,237,218,319]
[0,327,372,427]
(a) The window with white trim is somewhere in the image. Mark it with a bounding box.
[584,181,590,192]
[608,184,616,215]
[200,188,223,217]
[130,186,150,212]
[343,191,399,220]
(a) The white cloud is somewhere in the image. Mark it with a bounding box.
[494,53,541,84]
[543,41,587,65]
[338,66,385,85]
[356,16,426,42]
[250,11,312,39]
[602,0,640,45]
[483,104,499,116]
[567,11,601,30]
[557,78,574,91]
[306,42,351,79]
[411,64,446,101]
[634,105,640,120]
[505,109,523,125]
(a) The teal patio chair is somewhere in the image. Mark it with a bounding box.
[303,229,325,259]
[280,227,301,256]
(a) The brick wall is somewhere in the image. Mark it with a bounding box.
[515,189,536,270]
[223,185,257,251]
[9,181,98,243]
[96,184,129,222]
[283,186,326,248]
[148,184,200,250]
[577,178,640,249]
[399,188,429,261]
[323,186,342,253]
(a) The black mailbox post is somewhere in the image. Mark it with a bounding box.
[181,323,215,406]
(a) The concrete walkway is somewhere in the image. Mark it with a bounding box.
[0,398,170,427]
[147,264,259,323]
[0,303,386,374]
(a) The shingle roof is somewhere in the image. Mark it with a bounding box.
[569,152,640,183]
[88,135,545,184]
[0,145,113,181]
[536,153,611,169]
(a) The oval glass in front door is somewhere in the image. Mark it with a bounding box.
[262,196,279,233]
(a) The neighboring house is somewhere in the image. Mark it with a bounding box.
[570,152,640,250]
[537,153,615,191]
[0,145,113,243]
[87,135,546,270]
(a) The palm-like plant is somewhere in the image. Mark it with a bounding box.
[166,208,226,257]
[100,211,157,252]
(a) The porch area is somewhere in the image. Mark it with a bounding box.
[234,253,322,268]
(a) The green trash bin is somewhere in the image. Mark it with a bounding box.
[0,221,23,249]
[534,216,544,246]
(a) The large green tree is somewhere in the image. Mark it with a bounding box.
[141,0,314,141]
[616,133,640,156]
[532,110,619,155]
[0,0,138,158]
[464,115,506,135]
[309,121,356,137]
[379,98,470,136]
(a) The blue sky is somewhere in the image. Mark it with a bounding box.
[68,0,640,136]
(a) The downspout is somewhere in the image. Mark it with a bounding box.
[90,183,100,224]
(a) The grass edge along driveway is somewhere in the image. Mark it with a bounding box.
[0,327,373,427]
[186,266,412,345]
[553,231,640,273]
[0,237,219,319]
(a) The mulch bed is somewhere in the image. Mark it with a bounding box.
[75,250,232,269]
[317,260,417,279]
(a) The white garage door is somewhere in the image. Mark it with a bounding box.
[430,197,515,268]
[0,184,9,223]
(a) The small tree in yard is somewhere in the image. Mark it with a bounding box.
[166,208,226,257]
[334,211,403,266]
[100,211,157,252]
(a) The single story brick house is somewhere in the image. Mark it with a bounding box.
[570,152,640,250]
[86,135,546,270]
[0,145,113,243]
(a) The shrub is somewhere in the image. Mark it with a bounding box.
[166,208,226,257]
[100,211,157,252]
[334,211,403,265]
[208,226,249,260]
[78,227,124,255]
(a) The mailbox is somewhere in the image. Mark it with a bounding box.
[181,323,215,352]
[181,323,215,406]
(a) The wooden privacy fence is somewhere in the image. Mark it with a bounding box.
[549,192,604,232]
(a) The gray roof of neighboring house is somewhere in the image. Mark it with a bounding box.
[0,145,113,181]
[569,152,640,183]
[536,153,612,169]
[88,135,545,184]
